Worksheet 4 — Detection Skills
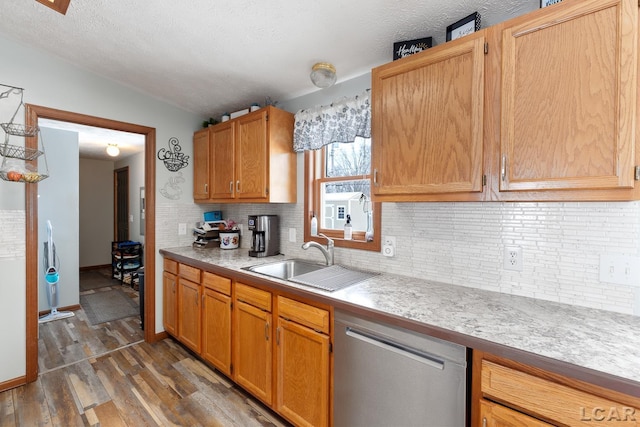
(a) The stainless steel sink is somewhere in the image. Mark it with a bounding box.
[242,259,327,281]
[243,259,378,292]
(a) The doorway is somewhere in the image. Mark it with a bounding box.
[114,167,130,241]
[24,104,157,384]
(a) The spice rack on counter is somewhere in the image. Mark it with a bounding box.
[0,84,49,183]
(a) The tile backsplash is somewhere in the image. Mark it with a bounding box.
[0,210,25,259]
[160,201,640,316]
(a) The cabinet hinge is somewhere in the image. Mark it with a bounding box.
[635,165,640,181]
[265,187,269,195]
[329,342,333,353]
[230,363,233,374]
[482,174,486,186]
[484,42,488,54]
[230,301,233,310]
[265,114,269,122]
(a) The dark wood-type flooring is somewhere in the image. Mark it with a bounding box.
[0,269,289,426]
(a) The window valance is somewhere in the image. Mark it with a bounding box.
[293,89,371,152]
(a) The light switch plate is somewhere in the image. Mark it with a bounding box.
[599,254,640,287]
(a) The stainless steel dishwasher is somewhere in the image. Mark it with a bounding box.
[334,310,468,427]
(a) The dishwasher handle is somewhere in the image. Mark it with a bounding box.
[345,327,445,370]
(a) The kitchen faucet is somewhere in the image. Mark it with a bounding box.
[302,233,334,266]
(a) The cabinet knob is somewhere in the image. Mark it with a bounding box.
[373,169,379,186]
[501,155,507,181]
[265,322,269,341]
[276,326,281,345]
[204,183,208,194]
[482,417,487,427]
[236,180,240,193]
[229,181,233,194]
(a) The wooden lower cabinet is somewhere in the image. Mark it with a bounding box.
[177,277,201,353]
[475,352,640,427]
[202,273,232,376]
[480,399,552,427]
[162,270,178,336]
[162,259,332,427]
[276,315,330,427]
[233,283,273,405]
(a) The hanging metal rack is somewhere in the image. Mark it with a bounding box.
[0,83,49,183]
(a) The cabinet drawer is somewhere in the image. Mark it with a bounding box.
[203,271,231,296]
[164,258,178,275]
[481,360,640,426]
[235,282,271,312]
[179,263,201,283]
[277,296,329,334]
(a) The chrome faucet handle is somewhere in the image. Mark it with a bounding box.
[318,233,334,248]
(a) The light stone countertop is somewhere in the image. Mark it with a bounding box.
[160,246,640,393]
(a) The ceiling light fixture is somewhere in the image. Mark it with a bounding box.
[106,143,120,157]
[35,0,71,15]
[310,62,337,88]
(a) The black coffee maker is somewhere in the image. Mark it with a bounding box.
[248,215,280,257]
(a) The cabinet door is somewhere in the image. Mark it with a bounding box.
[499,0,637,192]
[177,278,201,354]
[236,111,268,200]
[480,400,552,427]
[202,288,231,376]
[233,300,272,405]
[276,317,329,427]
[209,122,236,200]
[162,271,177,336]
[371,34,486,199]
[193,128,210,200]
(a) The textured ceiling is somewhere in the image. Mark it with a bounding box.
[1,0,538,120]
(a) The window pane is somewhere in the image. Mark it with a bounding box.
[325,137,371,178]
[321,179,372,233]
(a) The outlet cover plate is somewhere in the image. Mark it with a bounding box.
[504,245,523,272]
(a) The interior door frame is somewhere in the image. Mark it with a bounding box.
[24,104,157,383]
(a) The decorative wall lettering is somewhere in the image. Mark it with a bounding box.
[158,137,189,172]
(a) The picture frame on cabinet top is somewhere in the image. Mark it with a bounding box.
[446,12,481,41]
[540,0,563,7]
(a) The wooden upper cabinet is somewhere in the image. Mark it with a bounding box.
[193,106,296,203]
[499,0,637,194]
[236,111,268,199]
[371,32,487,201]
[209,122,235,200]
[193,128,210,200]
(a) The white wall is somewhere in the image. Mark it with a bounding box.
[37,127,80,312]
[79,158,115,267]
[0,32,202,383]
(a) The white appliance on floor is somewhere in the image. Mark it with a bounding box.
[38,220,74,323]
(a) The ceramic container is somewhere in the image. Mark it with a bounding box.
[219,232,240,249]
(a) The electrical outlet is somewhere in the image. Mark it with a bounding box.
[504,245,523,271]
[382,236,396,257]
[289,227,296,243]
[178,223,187,235]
